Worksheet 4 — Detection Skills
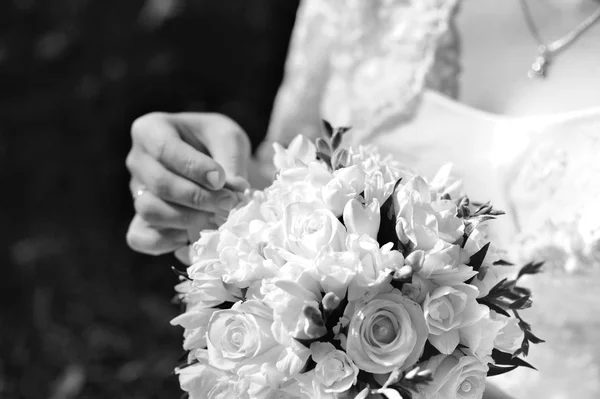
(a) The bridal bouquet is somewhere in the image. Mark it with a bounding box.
[171,122,543,399]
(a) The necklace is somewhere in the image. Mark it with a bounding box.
[519,0,600,79]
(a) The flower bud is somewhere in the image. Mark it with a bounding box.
[303,304,327,338]
[322,292,341,311]
[393,265,413,281]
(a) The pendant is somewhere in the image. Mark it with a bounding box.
[528,46,551,79]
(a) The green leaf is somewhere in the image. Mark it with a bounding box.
[487,364,518,376]
[509,295,532,310]
[491,349,537,370]
[331,131,343,150]
[316,138,332,156]
[467,242,490,272]
[316,151,332,167]
[517,261,544,280]
[321,119,334,138]
[377,179,403,251]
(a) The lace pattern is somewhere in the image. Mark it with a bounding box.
[259,0,460,162]
[502,115,600,274]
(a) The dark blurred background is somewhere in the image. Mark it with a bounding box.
[0,1,299,397]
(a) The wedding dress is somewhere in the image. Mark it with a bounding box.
[262,1,600,398]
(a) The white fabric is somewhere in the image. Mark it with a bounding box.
[264,1,600,398]
[259,0,460,161]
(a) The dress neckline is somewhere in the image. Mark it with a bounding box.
[424,89,600,124]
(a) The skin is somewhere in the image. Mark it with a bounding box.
[125,112,251,261]
[459,0,600,116]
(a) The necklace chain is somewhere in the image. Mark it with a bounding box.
[519,0,600,78]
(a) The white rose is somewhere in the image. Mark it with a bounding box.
[322,165,366,216]
[310,342,359,393]
[273,134,317,171]
[284,202,346,258]
[423,284,488,354]
[421,353,488,399]
[459,314,504,363]
[418,241,477,286]
[207,300,303,380]
[394,177,464,251]
[346,235,403,301]
[313,249,359,299]
[492,313,524,354]
[345,289,428,373]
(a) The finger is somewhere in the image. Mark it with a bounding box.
[128,152,240,213]
[174,113,252,182]
[126,215,189,256]
[131,113,227,189]
[133,189,214,230]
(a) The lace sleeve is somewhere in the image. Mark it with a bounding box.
[256,0,336,163]
[259,0,460,162]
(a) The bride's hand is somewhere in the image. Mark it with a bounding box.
[125,112,251,261]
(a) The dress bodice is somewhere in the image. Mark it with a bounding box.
[367,90,600,399]
[259,0,460,162]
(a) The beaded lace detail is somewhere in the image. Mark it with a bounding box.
[502,115,600,274]
[259,0,460,161]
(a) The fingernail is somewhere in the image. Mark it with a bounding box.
[218,191,237,211]
[206,170,224,189]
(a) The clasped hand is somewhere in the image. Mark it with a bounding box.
[125,112,251,263]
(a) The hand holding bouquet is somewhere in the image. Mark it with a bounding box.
[171,122,543,399]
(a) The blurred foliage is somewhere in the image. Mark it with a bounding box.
[0,0,299,397]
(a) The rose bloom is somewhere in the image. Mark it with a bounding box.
[344,289,428,373]
[421,353,488,399]
[423,284,488,354]
[206,300,308,381]
[283,202,346,258]
[310,342,359,393]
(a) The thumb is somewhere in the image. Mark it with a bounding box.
[175,113,251,188]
